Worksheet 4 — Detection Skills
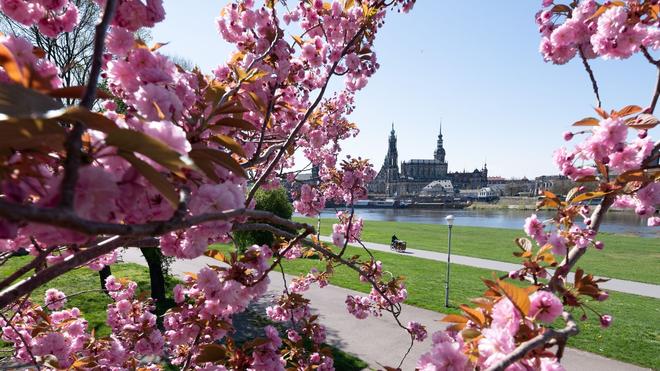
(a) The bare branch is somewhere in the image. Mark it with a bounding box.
[0,246,57,290]
[579,47,601,108]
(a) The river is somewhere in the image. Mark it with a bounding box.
[300,208,659,238]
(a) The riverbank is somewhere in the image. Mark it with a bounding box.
[301,207,656,237]
[293,217,660,285]
[466,196,638,212]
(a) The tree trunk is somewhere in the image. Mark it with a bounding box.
[140,247,166,306]
[99,265,112,295]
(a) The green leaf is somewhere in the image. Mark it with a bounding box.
[119,151,179,207]
[57,107,119,133]
[0,119,66,151]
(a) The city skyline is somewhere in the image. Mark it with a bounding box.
[153,1,658,178]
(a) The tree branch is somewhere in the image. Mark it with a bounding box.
[58,0,116,210]
[0,236,150,309]
[579,47,601,108]
[245,28,365,204]
[485,312,578,371]
[0,202,311,239]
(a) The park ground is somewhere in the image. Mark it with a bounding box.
[1,220,658,369]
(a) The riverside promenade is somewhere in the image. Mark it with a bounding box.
[318,236,660,299]
[121,248,649,370]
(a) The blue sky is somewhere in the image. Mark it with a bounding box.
[152,1,656,178]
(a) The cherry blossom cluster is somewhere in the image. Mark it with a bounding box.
[0,0,78,38]
[345,279,408,320]
[557,113,658,226]
[0,35,62,88]
[537,0,660,64]
[421,294,566,371]
[331,210,364,247]
[163,244,271,366]
[94,0,165,31]
[322,157,376,205]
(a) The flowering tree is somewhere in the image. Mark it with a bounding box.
[417,1,659,370]
[0,0,424,369]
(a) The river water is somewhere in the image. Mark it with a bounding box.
[301,208,659,238]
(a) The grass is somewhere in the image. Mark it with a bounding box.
[0,255,174,336]
[210,243,660,369]
[0,255,367,370]
[294,217,660,285]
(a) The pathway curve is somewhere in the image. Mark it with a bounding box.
[319,236,660,299]
[121,248,648,371]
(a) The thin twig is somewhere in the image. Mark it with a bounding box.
[579,47,601,108]
[0,312,40,371]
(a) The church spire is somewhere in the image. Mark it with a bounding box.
[385,122,398,168]
[434,121,446,163]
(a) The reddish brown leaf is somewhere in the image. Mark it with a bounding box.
[0,44,25,85]
[626,113,659,130]
[210,134,246,157]
[571,191,608,203]
[460,304,486,326]
[440,314,468,323]
[616,105,642,117]
[498,280,531,316]
[573,117,599,126]
[214,116,256,131]
[48,86,114,100]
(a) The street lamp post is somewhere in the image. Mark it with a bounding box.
[444,214,454,308]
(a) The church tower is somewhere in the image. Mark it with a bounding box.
[385,123,398,168]
[434,123,446,163]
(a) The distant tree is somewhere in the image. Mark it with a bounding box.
[234,187,294,250]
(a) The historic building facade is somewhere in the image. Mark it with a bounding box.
[369,124,488,197]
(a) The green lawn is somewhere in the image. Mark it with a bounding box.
[294,217,660,285]
[0,256,174,336]
[242,244,659,369]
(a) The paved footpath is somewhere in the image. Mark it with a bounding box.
[121,248,648,370]
[318,236,660,299]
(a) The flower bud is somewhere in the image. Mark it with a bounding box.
[600,314,613,328]
[594,241,604,250]
[597,291,609,301]
[563,131,574,141]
